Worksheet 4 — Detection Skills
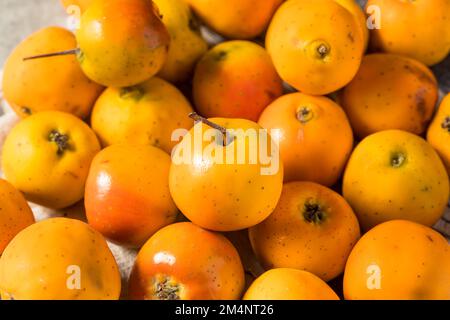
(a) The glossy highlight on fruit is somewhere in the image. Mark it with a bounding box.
[85,144,178,247]
[129,222,245,300]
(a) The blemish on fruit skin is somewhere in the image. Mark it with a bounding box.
[441,116,450,132]
[214,50,228,62]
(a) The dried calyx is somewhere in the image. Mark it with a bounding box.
[48,130,70,156]
[302,200,327,224]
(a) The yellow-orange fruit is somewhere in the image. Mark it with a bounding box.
[366,0,450,66]
[344,220,450,300]
[2,26,103,119]
[340,53,438,139]
[266,0,364,95]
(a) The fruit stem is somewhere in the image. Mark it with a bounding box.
[23,48,79,61]
[189,112,234,146]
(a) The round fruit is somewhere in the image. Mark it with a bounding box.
[169,117,284,231]
[85,144,178,247]
[266,0,364,95]
[243,268,339,300]
[258,92,354,185]
[366,0,450,66]
[250,182,360,281]
[2,26,103,119]
[193,40,283,121]
[427,93,450,176]
[2,111,101,209]
[76,0,170,87]
[0,218,121,300]
[343,130,449,231]
[185,0,283,39]
[339,53,438,139]
[154,0,208,83]
[0,179,35,255]
[91,77,193,154]
[128,222,245,300]
[344,220,450,300]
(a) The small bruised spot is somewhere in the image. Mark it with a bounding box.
[214,50,228,62]
[21,106,32,115]
[441,116,450,132]
[426,235,434,242]
[347,32,354,43]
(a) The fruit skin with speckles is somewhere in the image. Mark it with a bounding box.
[2,26,104,119]
[90,77,193,154]
[185,0,283,39]
[244,268,340,300]
[169,118,284,232]
[1,111,101,209]
[258,92,354,186]
[344,220,450,300]
[249,182,360,281]
[427,93,450,176]
[0,218,121,300]
[343,130,449,231]
[334,0,369,51]
[266,0,364,95]
[339,53,438,139]
[85,144,178,248]
[76,0,170,87]
[366,0,450,66]
[193,40,283,122]
[0,179,35,255]
[128,222,245,300]
[153,0,208,83]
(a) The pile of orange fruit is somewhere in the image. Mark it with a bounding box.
[0,0,449,300]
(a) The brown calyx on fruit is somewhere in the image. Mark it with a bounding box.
[48,130,71,156]
[153,276,181,300]
[21,106,32,116]
[390,152,406,168]
[119,86,145,101]
[296,106,314,124]
[307,40,331,60]
[302,199,327,224]
[441,116,450,133]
